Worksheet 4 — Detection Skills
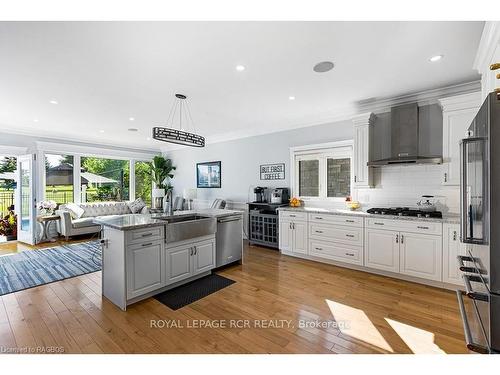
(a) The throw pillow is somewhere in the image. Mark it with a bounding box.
[65,203,85,219]
[128,198,146,214]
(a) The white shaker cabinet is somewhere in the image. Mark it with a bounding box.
[439,92,481,185]
[166,237,216,284]
[442,223,466,284]
[352,112,374,188]
[364,228,400,273]
[126,240,165,299]
[193,239,216,275]
[279,212,308,255]
[399,232,442,282]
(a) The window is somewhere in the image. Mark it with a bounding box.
[298,158,320,197]
[45,154,74,204]
[81,157,130,202]
[292,142,352,201]
[134,161,152,206]
[327,157,351,198]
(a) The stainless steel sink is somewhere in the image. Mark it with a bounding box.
[156,215,217,243]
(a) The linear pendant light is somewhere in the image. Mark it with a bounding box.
[153,94,205,147]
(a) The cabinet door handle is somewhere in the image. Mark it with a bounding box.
[289,214,296,217]
[453,231,457,241]
[400,235,404,244]
[315,230,323,233]
[289,222,292,230]
[374,222,384,226]
[345,253,355,257]
[190,247,193,256]
[141,233,153,237]
[354,175,357,182]
[141,242,153,247]
[396,234,399,243]
[315,217,323,220]
[292,223,295,230]
[194,246,197,255]
[417,226,429,230]
[345,219,355,223]
[444,173,447,183]
[345,234,355,238]
[315,247,323,251]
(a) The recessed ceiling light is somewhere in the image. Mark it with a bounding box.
[129,117,135,121]
[146,137,151,141]
[429,55,443,62]
[313,61,334,73]
[99,130,105,133]
[128,128,138,132]
[49,100,58,105]
[33,118,39,122]
[289,96,296,101]
[235,65,245,72]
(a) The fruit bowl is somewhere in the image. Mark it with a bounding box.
[289,197,302,207]
[346,201,361,211]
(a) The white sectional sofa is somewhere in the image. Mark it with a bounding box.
[56,201,150,239]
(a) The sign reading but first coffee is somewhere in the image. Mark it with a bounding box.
[260,163,285,180]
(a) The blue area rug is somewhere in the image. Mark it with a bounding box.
[0,241,101,296]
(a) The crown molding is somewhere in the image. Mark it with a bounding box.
[352,112,375,126]
[473,21,500,74]
[438,91,482,112]
[0,126,162,155]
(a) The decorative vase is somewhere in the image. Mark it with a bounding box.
[151,188,166,209]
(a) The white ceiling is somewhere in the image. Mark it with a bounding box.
[0,21,484,151]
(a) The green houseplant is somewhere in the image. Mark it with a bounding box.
[150,156,176,190]
[149,156,176,209]
[0,210,17,241]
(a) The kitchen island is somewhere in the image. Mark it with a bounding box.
[95,209,243,310]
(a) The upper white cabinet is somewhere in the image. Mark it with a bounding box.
[352,112,374,188]
[439,92,481,185]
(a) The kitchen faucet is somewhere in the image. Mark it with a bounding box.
[163,189,173,216]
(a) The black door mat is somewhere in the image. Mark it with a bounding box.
[154,274,235,310]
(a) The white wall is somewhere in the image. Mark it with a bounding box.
[167,118,460,214]
[166,119,353,207]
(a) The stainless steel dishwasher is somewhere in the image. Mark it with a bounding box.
[216,214,243,267]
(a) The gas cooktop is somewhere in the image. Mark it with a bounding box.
[366,207,443,219]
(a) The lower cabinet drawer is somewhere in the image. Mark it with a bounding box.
[309,239,362,265]
[309,223,363,246]
[309,213,363,228]
[127,226,164,245]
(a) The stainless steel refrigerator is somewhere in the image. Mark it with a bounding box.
[457,91,500,354]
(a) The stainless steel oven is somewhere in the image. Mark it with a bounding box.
[457,92,500,354]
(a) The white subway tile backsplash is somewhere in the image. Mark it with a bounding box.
[354,164,460,213]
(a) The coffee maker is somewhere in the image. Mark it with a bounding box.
[270,188,290,204]
[254,187,266,203]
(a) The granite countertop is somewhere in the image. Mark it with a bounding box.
[93,214,168,230]
[94,209,245,230]
[277,206,460,224]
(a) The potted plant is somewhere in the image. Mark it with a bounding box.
[0,210,17,241]
[149,156,176,208]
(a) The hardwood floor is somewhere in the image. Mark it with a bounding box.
[0,240,470,354]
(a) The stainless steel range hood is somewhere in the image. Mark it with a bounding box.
[367,103,443,167]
